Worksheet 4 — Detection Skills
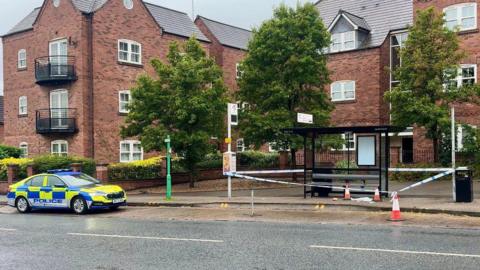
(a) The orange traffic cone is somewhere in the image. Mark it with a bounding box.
[344,184,351,200]
[388,192,404,221]
[373,188,382,202]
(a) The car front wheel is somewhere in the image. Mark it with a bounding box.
[72,197,88,215]
[16,197,31,213]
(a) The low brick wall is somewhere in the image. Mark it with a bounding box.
[0,181,8,194]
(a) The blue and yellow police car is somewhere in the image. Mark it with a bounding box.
[6,170,127,214]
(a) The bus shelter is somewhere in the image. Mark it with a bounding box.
[283,126,404,198]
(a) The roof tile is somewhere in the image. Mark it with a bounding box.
[197,16,252,50]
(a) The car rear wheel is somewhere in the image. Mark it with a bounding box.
[16,197,31,213]
[72,197,88,215]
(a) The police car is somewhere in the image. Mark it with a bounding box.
[6,170,127,214]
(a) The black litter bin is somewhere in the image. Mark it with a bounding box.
[455,169,474,203]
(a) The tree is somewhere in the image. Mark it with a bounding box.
[385,7,480,163]
[237,3,333,168]
[122,37,228,187]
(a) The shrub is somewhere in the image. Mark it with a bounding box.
[197,152,223,169]
[0,158,33,181]
[108,157,162,181]
[237,151,279,169]
[32,155,96,176]
[389,163,439,182]
[0,145,22,159]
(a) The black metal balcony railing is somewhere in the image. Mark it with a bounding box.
[35,56,77,85]
[36,108,77,134]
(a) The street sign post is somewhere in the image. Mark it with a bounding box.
[226,103,238,200]
[165,136,172,201]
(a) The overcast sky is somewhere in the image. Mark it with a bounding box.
[0,0,311,95]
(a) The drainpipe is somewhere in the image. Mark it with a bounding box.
[86,13,95,159]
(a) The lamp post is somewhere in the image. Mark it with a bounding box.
[165,136,172,201]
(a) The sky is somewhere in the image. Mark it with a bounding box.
[0,0,311,95]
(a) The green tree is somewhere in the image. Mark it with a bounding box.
[385,7,480,162]
[122,37,228,187]
[237,3,333,166]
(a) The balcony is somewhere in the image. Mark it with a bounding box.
[35,56,77,85]
[36,108,78,134]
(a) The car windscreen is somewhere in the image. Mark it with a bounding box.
[60,173,100,187]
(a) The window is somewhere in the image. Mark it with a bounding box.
[19,96,27,115]
[120,140,143,162]
[30,176,45,187]
[47,176,66,187]
[51,140,68,157]
[444,3,477,31]
[457,125,477,151]
[236,139,245,152]
[18,49,26,69]
[331,81,355,102]
[19,143,28,158]
[268,142,290,152]
[236,63,243,79]
[390,32,408,88]
[119,90,131,113]
[123,0,133,9]
[341,133,356,151]
[118,40,141,65]
[330,31,356,52]
[447,64,477,89]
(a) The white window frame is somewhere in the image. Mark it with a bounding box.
[330,31,356,53]
[18,49,27,69]
[19,142,28,158]
[447,64,477,89]
[236,63,243,79]
[236,138,246,152]
[118,39,142,65]
[120,140,144,163]
[123,0,133,9]
[331,81,356,102]
[19,96,27,115]
[51,140,68,157]
[390,31,409,88]
[444,3,477,32]
[341,133,356,151]
[268,142,290,153]
[457,125,477,152]
[119,90,131,113]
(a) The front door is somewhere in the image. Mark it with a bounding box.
[49,39,68,76]
[50,90,69,129]
[43,175,68,208]
[27,175,46,207]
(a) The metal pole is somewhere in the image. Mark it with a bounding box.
[227,108,232,200]
[165,136,172,201]
[251,189,254,217]
[451,107,456,202]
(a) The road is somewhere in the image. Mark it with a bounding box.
[1,208,480,270]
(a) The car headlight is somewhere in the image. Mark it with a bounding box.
[90,192,107,197]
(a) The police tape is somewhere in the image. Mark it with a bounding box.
[226,172,383,194]
[227,167,458,196]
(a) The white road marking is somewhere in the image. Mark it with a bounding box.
[67,233,224,243]
[310,245,480,259]
[0,228,17,232]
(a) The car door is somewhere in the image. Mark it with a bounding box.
[43,175,68,208]
[27,175,46,207]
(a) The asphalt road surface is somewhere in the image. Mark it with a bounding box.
[1,209,480,270]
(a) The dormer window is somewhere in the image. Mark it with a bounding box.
[331,31,355,52]
[327,10,370,53]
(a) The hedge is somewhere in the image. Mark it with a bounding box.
[0,145,22,159]
[237,151,279,169]
[108,157,162,181]
[32,155,96,176]
[0,158,32,181]
[389,163,439,182]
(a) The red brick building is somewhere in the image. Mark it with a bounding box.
[1,0,210,163]
[315,0,480,164]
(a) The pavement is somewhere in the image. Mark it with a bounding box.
[1,211,480,270]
